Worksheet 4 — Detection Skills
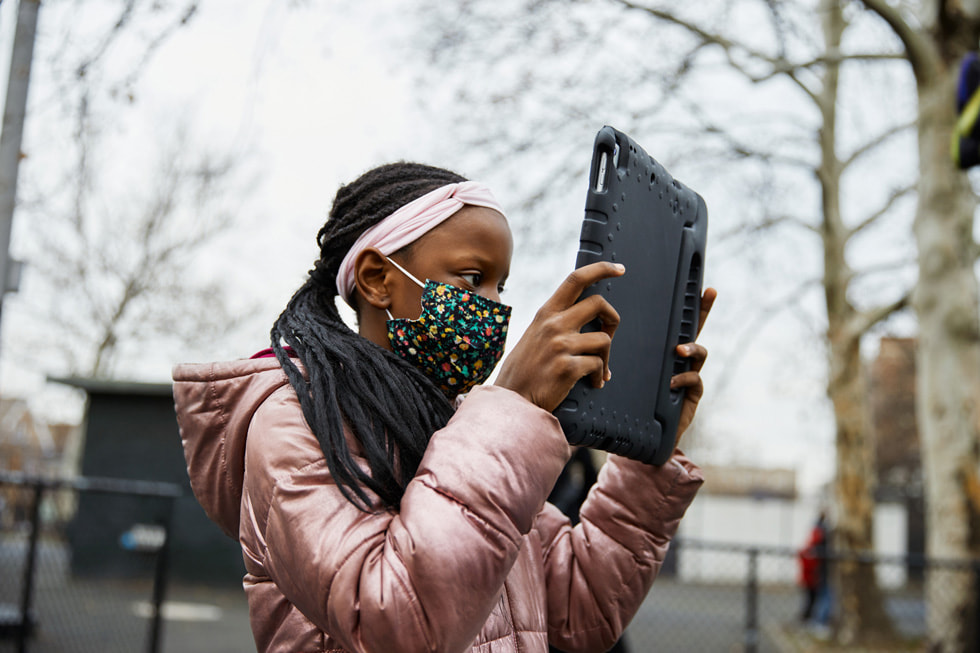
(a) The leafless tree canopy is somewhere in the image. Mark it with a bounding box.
[406,0,954,646]
[6,0,257,381]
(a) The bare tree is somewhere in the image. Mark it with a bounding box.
[410,0,921,644]
[22,128,244,379]
[3,0,257,383]
[855,2,980,651]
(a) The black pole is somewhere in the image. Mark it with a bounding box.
[147,498,175,653]
[17,482,42,653]
[973,560,980,653]
[0,0,40,343]
[744,547,759,653]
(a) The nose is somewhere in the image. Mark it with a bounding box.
[478,283,502,304]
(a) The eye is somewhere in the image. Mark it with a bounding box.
[459,272,483,288]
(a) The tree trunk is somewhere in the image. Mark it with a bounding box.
[914,63,980,653]
[827,335,897,644]
[820,1,895,643]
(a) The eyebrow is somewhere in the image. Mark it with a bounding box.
[448,250,509,275]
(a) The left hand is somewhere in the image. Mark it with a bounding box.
[670,287,717,444]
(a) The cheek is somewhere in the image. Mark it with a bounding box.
[394,284,425,320]
[482,287,502,304]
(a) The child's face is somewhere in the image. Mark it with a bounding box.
[389,205,513,317]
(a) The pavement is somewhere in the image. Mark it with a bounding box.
[1,533,255,653]
[0,579,254,653]
[154,582,254,653]
[2,534,928,652]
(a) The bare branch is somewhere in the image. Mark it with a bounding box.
[706,127,816,170]
[713,277,824,396]
[848,185,917,238]
[747,51,905,87]
[75,0,137,79]
[853,258,918,279]
[849,292,912,339]
[679,100,818,171]
[610,1,740,51]
[716,214,820,242]
[858,0,941,81]
[764,0,789,60]
[114,3,200,101]
[801,50,906,68]
[842,121,916,171]
[609,0,826,101]
[91,275,144,378]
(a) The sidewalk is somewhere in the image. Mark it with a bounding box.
[1,535,255,653]
[155,582,254,653]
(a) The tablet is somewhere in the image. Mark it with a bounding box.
[554,126,708,465]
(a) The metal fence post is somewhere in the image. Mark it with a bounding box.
[745,547,759,653]
[17,482,42,653]
[973,560,980,653]
[147,497,175,653]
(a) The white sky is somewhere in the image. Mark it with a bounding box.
[0,0,867,494]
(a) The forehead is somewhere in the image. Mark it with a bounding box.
[408,206,513,268]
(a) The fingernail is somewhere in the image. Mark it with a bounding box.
[614,263,625,272]
[605,369,612,381]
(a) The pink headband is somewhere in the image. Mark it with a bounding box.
[335,181,506,305]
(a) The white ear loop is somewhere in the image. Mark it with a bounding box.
[385,256,426,288]
[385,256,426,322]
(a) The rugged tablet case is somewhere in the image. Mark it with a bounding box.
[554,126,707,465]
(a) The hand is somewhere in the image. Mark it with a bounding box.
[669,287,717,444]
[495,262,625,412]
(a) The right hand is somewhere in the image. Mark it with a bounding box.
[494,262,624,412]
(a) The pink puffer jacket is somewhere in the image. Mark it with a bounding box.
[172,357,703,653]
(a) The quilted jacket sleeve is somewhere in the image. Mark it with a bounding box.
[535,451,703,653]
[250,384,571,653]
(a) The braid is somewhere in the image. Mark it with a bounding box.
[271,163,466,511]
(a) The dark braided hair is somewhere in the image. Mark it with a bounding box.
[271,162,466,511]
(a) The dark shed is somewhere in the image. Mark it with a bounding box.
[52,377,244,585]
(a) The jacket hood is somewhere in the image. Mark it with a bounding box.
[173,357,294,538]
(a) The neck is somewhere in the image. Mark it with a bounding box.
[356,297,395,351]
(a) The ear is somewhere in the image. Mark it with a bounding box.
[352,247,392,310]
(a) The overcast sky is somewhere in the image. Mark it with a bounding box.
[0,0,885,494]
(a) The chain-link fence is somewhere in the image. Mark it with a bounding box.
[624,538,979,653]
[0,472,180,653]
[5,472,980,653]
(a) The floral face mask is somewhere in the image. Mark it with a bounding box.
[385,258,512,397]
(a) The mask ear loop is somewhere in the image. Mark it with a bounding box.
[385,256,426,288]
[385,256,426,322]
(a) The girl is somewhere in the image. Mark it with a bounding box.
[173,162,714,653]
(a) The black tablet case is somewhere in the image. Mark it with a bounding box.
[554,126,708,465]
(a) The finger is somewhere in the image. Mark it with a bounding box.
[669,370,704,395]
[676,342,708,372]
[561,293,621,336]
[566,330,614,357]
[696,287,717,338]
[544,331,613,388]
[568,353,607,389]
[544,262,626,311]
[560,297,619,382]
[568,330,614,385]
